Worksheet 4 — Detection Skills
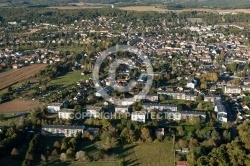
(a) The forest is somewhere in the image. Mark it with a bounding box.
[1,7,250,25]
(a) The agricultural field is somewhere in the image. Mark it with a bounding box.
[49,71,91,85]
[0,64,47,90]
[119,6,167,12]
[47,5,103,10]
[119,6,250,14]
[0,99,42,113]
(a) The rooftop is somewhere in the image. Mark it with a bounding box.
[42,125,85,130]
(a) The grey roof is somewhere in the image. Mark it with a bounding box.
[42,125,85,130]
[59,108,74,112]
[142,103,177,107]
[47,103,63,107]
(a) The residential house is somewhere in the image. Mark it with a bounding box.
[155,128,165,136]
[142,103,178,112]
[243,77,250,86]
[185,93,197,101]
[135,94,159,102]
[12,64,19,69]
[224,86,241,94]
[214,99,227,123]
[158,91,197,101]
[176,161,188,166]
[47,103,64,113]
[42,125,85,137]
[182,148,189,153]
[85,106,102,118]
[131,111,147,123]
[180,111,206,121]
[204,95,221,102]
[186,82,195,89]
[115,106,129,113]
[164,111,182,120]
[58,109,74,119]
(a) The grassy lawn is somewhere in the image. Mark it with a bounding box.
[161,99,187,105]
[56,46,85,53]
[70,162,120,166]
[38,138,173,166]
[119,141,174,166]
[49,71,91,85]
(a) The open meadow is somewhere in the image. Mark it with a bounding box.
[49,71,91,85]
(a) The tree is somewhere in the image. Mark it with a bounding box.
[200,83,207,89]
[141,127,152,142]
[156,133,163,141]
[61,142,68,151]
[177,126,184,136]
[53,141,61,149]
[11,147,19,158]
[178,139,188,148]
[159,94,165,101]
[75,151,91,162]
[60,153,67,162]
[22,159,31,166]
[52,149,58,156]
[66,147,74,157]
[69,138,77,150]
[197,103,203,110]
[189,116,201,125]
[41,154,46,162]
[8,86,13,93]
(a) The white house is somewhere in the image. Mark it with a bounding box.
[42,125,85,137]
[204,95,221,102]
[58,109,74,119]
[165,111,182,121]
[47,103,64,113]
[214,99,227,123]
[186,82,195,89]
[131,111,147,123]
[218,112,227,123]
[224,86,241,94]
[85,106,102,118]
[115,106,129,113]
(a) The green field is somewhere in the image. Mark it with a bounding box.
[50,71,91,85]
[39,137,174,166]
[71,162,120,166]
[120,142,174,166]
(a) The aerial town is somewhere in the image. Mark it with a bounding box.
[0,1,250,166]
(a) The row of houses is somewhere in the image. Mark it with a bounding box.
[131,111,206,123]
[41,125,99,137]
[158,91,197,101]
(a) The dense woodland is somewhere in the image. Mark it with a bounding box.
[1,0,250,9]
[1,8,250,25]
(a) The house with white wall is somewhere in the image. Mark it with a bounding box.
[58,109,74,119]
[131,111,147,123]
[47,103,63,113]
[42,125,85,137]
